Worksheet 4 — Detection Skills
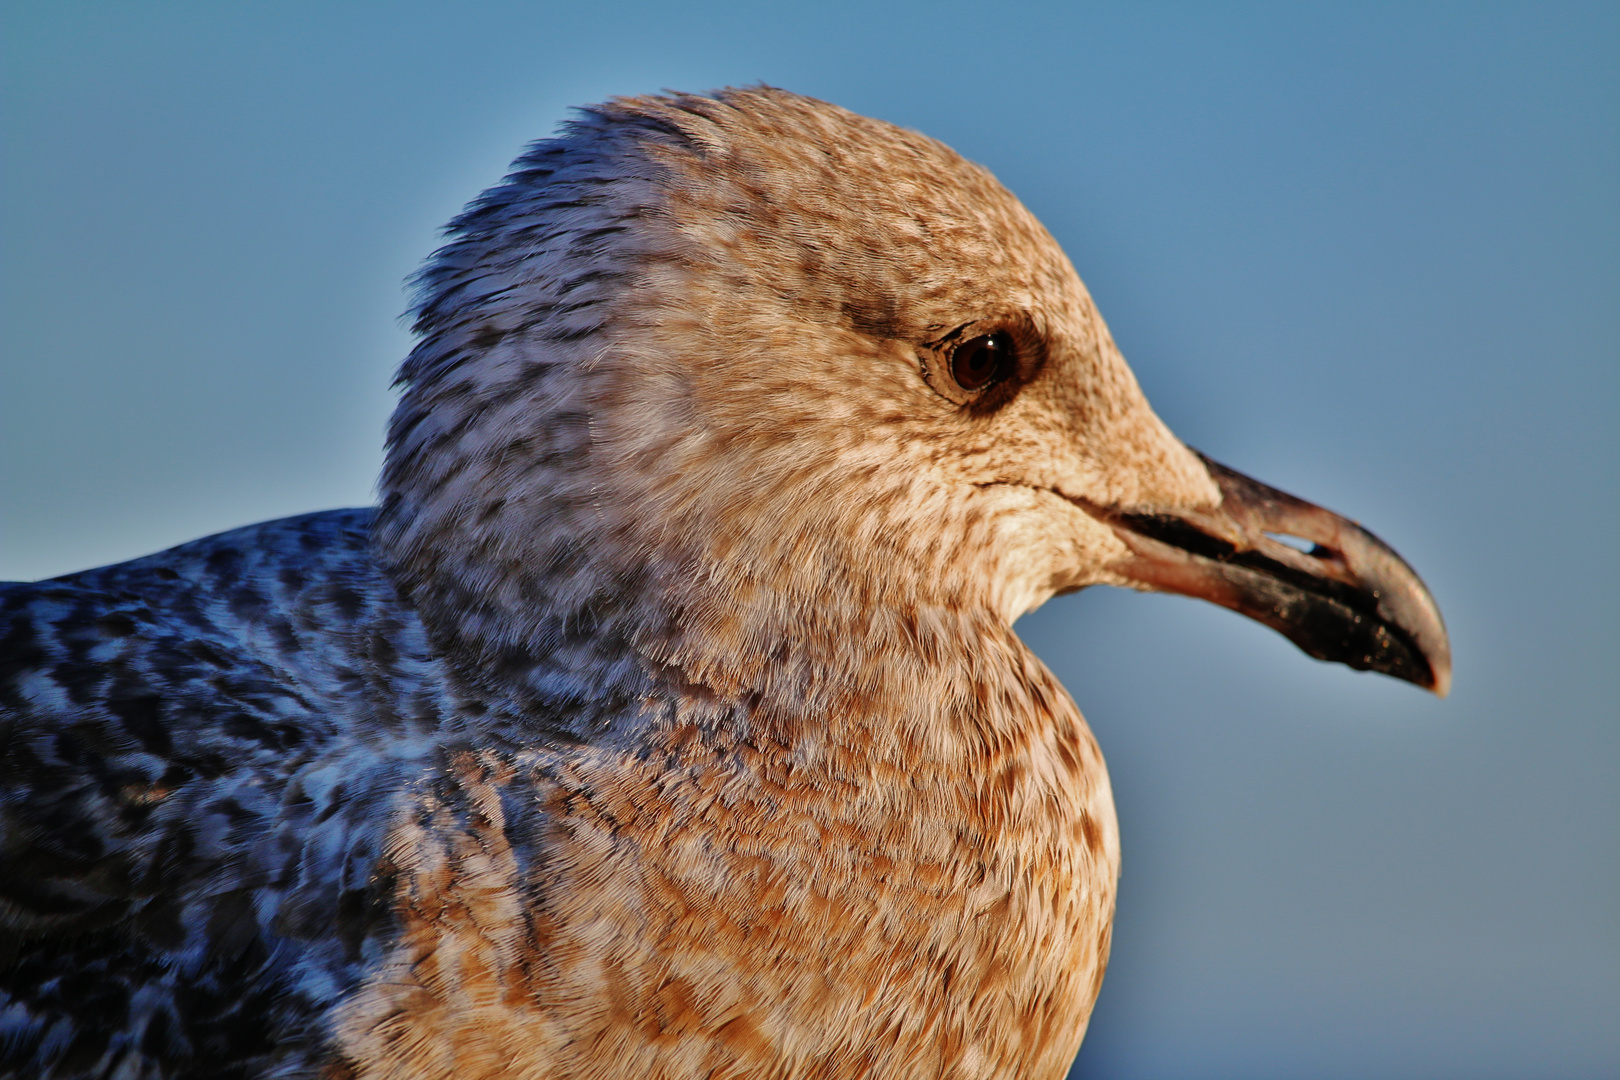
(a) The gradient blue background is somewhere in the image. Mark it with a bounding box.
[3,3,1615,1077]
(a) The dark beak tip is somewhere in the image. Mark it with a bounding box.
[1428,651,1453,699]
[1383,579,1451,699]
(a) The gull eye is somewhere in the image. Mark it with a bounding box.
[950,332,1015,392]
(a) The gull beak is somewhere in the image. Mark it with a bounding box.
[1080,453,1451,696]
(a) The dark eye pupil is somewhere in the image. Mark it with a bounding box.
[951,332,1013,391]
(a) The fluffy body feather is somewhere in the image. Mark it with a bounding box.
[2,505,1111,1078]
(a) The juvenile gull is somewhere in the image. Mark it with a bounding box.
[0,87,1449,1079]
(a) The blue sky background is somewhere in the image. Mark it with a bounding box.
[3,3,1615,1077]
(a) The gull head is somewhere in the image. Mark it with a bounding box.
[376,87,1448,698]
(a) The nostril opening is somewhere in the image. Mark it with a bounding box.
[1265,531,1323,556]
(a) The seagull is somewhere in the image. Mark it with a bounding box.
[0,87,1449,1079]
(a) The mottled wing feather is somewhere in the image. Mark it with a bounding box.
[0,510,422,1078]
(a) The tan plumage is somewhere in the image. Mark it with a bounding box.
[357,89,1198,1075]
[0,86,1448,1079]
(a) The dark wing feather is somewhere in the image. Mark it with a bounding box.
[0,511,417,1079]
